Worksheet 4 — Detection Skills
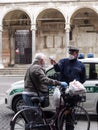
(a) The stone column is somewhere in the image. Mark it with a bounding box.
[0,25,4,68]
[65,23,70,57]
[10,32,15,65]
[31,24,36,61]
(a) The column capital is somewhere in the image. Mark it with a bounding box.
[31,24,36,30]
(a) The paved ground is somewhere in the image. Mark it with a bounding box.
[0,76,98,130]
[0,104,14,130]
[0,103,98,130]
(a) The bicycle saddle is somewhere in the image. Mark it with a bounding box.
[31,97,44,104]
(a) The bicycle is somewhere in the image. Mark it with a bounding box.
[10,86,90,130]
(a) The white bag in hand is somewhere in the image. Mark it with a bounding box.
[66,80,86,95]
[52,87,60,108]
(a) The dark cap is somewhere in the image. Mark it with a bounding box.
[68,46,79,54]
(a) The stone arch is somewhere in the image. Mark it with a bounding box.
[35,8,66,60]
[69,7,98,57]
[2,9,32,66]
[35,7,66,21]
[70,7,98,23]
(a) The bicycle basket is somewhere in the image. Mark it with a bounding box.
[64,93,86,106]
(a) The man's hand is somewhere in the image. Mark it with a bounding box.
[49,56,56,65]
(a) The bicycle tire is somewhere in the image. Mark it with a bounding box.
[10,107,51,130]
[57,105,90,130]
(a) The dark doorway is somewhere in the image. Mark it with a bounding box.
[15,30,32,64]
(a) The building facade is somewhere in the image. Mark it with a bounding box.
[0,0,98,67]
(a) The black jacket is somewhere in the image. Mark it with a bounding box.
[54,58,86,84]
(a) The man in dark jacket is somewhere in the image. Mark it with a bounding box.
[50,46,86,84]
[22,53,67,106]
[50,46,86,130]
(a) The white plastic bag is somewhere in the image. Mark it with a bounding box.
[52,87,61,108]
[66,80,86,95]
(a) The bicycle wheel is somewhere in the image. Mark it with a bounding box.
[58,105,90,130]
[10,107,50,130]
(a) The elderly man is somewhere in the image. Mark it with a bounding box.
[22,53,67,107]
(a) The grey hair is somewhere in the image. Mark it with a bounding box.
[33,53,46,63]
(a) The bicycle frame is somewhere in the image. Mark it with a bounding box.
[10,88,90,130]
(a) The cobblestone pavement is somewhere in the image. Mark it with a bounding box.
[0,103,98,130]
[0,104,14,130]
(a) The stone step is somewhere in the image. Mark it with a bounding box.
[0,69,26,76]
[0,64,30,76]
[14,64,30,68]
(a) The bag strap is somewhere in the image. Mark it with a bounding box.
[29,68,39,96]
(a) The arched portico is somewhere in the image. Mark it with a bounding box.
[35,8,67,60]
[2,9,31,66]
[1,3,98,68]
[69,7,98,56]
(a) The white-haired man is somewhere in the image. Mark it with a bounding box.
[22,53,67,107]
